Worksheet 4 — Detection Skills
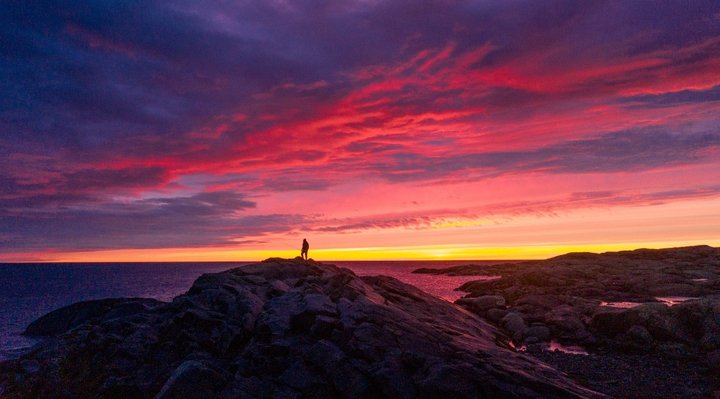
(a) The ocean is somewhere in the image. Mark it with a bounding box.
[0,260,507,361]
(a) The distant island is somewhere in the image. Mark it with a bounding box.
[1,246,719,398]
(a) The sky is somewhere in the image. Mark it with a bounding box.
[1,0,719,262]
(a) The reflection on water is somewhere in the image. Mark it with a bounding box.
[599,296,698,310]
[509,340,589,356]
[655,296,697,306]
[548,340,588,355]
[600,296,698,309]
[0,262,240,361]
[599,301,641,309]
[335,260,502,302]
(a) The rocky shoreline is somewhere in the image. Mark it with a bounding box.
[0,258,603,399]
[415,245,720,398]
[2,247,718,398]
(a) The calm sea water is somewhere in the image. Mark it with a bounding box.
[0,260,507,361]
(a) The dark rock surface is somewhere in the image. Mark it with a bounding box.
[0,258,603,399]
[531,350,719,399]
[415,246,720,398]
[24,298,164,337]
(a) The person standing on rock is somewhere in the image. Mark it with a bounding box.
[301,238,309,260]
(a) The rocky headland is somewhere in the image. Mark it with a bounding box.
[0,258,603,399]
[415,245,720,398]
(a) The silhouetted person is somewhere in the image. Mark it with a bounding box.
[301,238,309,260]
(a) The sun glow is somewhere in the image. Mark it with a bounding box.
[2,2,719,263]
[16,239,718,263]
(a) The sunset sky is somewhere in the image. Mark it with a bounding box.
[2,1,719,262]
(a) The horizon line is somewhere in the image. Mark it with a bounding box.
[2,241,717,263]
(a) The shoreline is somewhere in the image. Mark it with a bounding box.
[2,247,719,398]
[1,257,603,398]
[0,260,503,361]
[417,245,720,398]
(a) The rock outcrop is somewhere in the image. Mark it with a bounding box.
[0,258,603,399]
[415,246,720,347]
[414,246,720,398]
[24,298,164,336]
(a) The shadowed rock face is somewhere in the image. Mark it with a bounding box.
[0,258,603,399]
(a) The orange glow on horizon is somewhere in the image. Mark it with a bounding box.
[3,4,719,262]
[10,240,719,263]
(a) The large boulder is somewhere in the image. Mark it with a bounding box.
[525,325,551,343]
[543,305,591,342]
[500,312,527,342]
[590,303,692,343]
[456,295,505,313]
[0,259,604,399]
[672,296,720,351]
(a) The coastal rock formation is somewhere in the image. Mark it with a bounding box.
[415,246,720,346]
[0,258,603,399]
[415,246,720,398]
